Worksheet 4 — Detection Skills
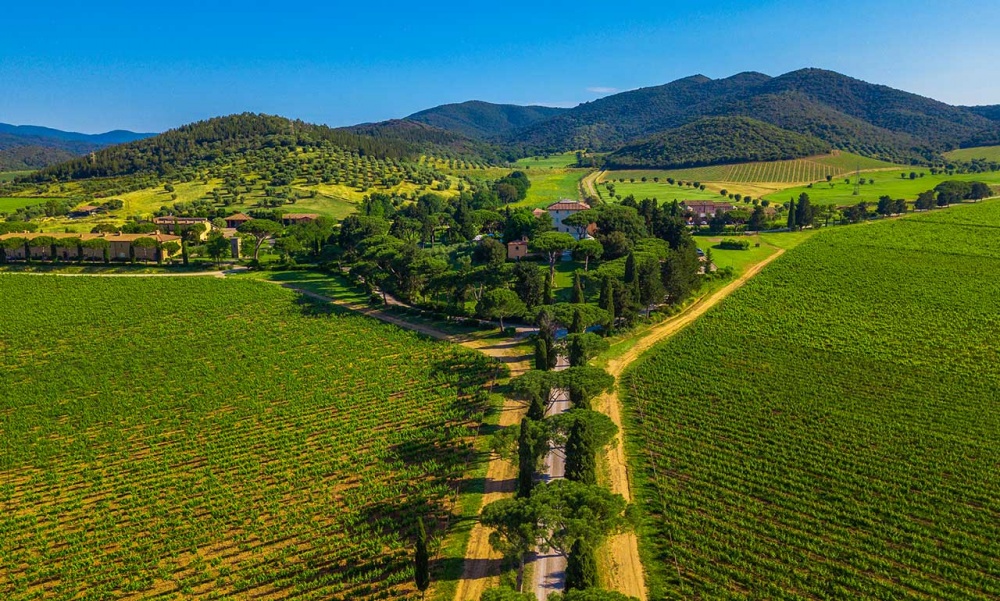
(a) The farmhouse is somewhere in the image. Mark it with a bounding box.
[0,231,182,262]
[281,213,320,226]
[152,216,211,239]
[682,201,738,219]
[69,205,100,218]
[507,238,529,260]
[225,212,252,229]
[546,200,594,240]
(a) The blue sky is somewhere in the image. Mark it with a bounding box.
[2,0,999,133]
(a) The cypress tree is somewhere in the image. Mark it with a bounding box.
[565,539,598,591]
[624,252,637,285]
[516,417,535,498]
[534,338,549,371]
[415,517,430,597]
[181,239,190,265]
[787,198,797,230]
[527,390,546,421]
[570,308,584,334]
[571,272,585,304]
[565,418,596,484]
[599,277,612,310]
[543,276,554,305]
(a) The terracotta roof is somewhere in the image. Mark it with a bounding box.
[0,232,181,243]
[226,212,252,221]
[283,213,320,220]
[546,200,590,211]
[153,216,208,223]
[532,208,547,217]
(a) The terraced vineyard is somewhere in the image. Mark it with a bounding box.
[622,202,1000,600]
[0,276,498,600]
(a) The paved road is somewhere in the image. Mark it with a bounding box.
[533,355,570,600]
[533,385,569,600]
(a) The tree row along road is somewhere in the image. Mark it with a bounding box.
[532,359,571,600]
[454,246,786,601]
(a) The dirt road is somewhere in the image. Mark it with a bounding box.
[580,170,604,200]
[595,247,786,599]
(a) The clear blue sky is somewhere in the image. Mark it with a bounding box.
[2,0,998,133]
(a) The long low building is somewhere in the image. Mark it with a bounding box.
[0,232,182,262]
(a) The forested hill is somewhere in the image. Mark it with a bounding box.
[0,123,155,169]
[407,101,566,139]
[0,146,79,171]
[966,105,1000,122]
[0,123,153,147]
[504,69,1000,163]
[30,113,498,181]
[605,117,831,169]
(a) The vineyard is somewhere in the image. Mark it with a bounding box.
[606,152,900,185]
[621,201,1000,600]
[0,276,499,600]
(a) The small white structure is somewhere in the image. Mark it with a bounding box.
[546,200,592,240]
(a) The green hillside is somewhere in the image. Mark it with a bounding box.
[407,100,566,139]
[605,117,831,169]
[944,145,1000,162]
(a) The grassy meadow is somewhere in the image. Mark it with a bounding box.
[622,200,1000,600]
[0,171,34,182]
[944,145,1000,162]
[0,276,499,601]
[514,151,582,169]
[764,168,1000,205]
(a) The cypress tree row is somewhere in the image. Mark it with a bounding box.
[414,517,430,597]
[564,538,598,592]
[787,198,797,230]
[565,418,597,484]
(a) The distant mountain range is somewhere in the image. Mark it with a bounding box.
[11,68,1000,178]
[0,123,155,170]
[407,69,1000,166]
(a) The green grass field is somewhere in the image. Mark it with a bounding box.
[0,171,33,182]
[764,169,1000,206]
[622,201,1000,600]
[0,197,50,213]
[943,145,1000,162]
[0,276,499,600]
[516,168,588,208]
[515,151,582,169]
[599,180,730,203]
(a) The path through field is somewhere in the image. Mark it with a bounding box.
[593,246,786,600]
[580,170,603,200]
